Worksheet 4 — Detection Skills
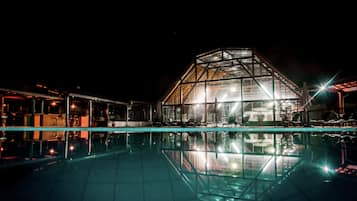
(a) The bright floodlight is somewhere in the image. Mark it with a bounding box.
[304,73,339,108]
[319,84,327,91]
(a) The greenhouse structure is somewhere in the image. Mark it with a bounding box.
[161,48,304,126]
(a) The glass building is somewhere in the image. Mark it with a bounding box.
[161,48,304,126]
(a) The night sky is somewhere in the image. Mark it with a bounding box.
[2,12,357,103]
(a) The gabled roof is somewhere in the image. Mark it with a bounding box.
[161,48,302,103]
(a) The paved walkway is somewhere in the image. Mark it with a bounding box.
[0,147,198,201]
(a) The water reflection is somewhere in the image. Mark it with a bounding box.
[161,132,345,200]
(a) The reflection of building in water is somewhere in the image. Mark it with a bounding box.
[160,48,304,126]
[162,131,305,200]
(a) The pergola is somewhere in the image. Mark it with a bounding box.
[327,81,357,116]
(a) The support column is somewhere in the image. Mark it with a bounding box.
[88,100,93,155]
[65,96,70,159]
[126,105,129,149]
[0,96,4,159]
[1,96,5,130]
[341,139,346,165]
[180,132,183,171]
[241,79,244,125]
[180,83,183,123]
[242,132,245,177]
[29,98,36,159]
[302,82,310,126]
[149,132,152,148]
[272,70,276,126]
[106,103,110,152]
[272,71,278,178]
[149,104,152,122]
[274,133,277,179]
[337,91,344,118]
[204,80,207,124]
[39,99,44,156]
[204,132,208,174]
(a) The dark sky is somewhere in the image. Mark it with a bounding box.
[2,12,357,102]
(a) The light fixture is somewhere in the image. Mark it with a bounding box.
[231,162,238,169]
[69,145,75,151]
[49,148,55,155]
[319,84,327,91]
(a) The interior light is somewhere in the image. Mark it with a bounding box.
[231,163,238,169]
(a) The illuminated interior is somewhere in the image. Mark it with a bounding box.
[161,48,303,126]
